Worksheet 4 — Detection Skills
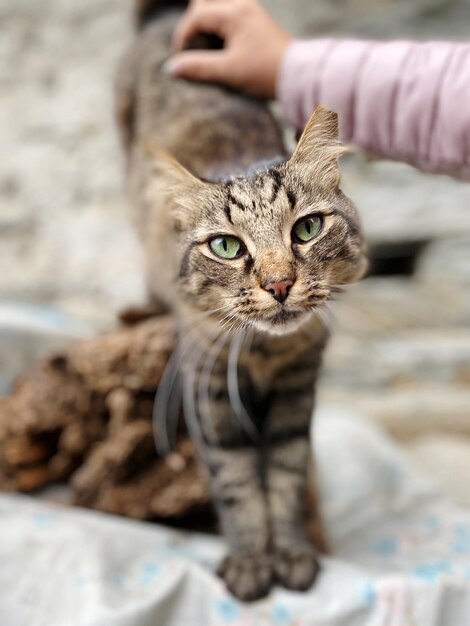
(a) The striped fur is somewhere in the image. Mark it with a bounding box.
[117,2,367,601]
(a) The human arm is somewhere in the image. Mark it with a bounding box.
[279,39,470,179]
[169,0,470,179]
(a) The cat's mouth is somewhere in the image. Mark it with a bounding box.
[268,309,304,324]
[253,308,311,335]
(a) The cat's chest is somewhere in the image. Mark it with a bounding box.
[244,351,281,394]
[241,330,322,394]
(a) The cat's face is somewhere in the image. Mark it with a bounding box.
[155,107,367,334]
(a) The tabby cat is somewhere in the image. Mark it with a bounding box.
[116,0,367,601]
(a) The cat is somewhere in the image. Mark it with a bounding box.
[116,0,367,601]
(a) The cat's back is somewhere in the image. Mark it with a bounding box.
[117,10,285,182]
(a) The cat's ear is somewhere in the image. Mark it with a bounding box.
[289,105,346,188]
[144,142,210,220]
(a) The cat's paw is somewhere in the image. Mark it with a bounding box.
[273,545,320,591]
[217,552,273,602]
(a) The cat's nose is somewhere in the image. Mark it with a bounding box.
[262,278,295,304]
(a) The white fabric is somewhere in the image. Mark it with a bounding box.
[1,408,470,626]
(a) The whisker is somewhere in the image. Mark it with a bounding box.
[220,310,241,333]
[322,301,337,325]
[182,339,215,462]
[312,304,334,334]
[227,329,259,441]
[153,310,215,456]
[153,329,203,456]
[197,330,230,444]
[181,320,235,461]
[153,299,252,457]
[165,331,220,454]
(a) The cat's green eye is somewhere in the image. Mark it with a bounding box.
[292,216,322,243]
[209,236,244,259]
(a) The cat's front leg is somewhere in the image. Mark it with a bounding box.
[182,340,273,600]
[265,386,321,591]
[207,445,272,601]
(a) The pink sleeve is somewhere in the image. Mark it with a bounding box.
[277,39,470,180]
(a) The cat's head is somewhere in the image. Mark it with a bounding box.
[152,106,367,334]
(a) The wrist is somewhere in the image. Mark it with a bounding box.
[273,37,295,101]
[264,34,292,100]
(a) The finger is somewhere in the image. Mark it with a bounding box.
[165,50,232,84]
[171,4,234,53]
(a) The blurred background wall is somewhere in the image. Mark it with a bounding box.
[1,0,470,498]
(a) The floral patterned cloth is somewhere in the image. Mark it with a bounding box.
[1,408,470,626]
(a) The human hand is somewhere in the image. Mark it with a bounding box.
[166,0,292,99]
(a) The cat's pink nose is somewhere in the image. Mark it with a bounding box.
[262,278,295,304]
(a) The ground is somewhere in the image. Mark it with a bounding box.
[1,0,470,501]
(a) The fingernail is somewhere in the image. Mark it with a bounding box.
[161,58,177,75]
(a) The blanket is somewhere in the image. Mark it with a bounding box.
[1,408,469,626]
